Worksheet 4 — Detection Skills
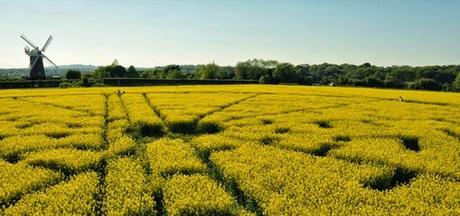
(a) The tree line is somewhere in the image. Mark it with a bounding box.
[66,59,460,91]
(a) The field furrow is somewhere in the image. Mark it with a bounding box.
[0,85,458,215]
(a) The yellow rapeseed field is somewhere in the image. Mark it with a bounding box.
[0,85,459,215]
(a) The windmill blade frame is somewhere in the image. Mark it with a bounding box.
[20,34,40,50]
[41,35,53,52]
[20,34,58,80]
[42,54,58,68]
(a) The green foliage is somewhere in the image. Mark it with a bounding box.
[93,60,127,79]
[273,63,296,83]
[365,76,384,87]
[80,75,101,87]
[164,65,181,73]
[258,75,268,84]
[2,58,460,91]
[140,65,187,79]
[235,59,278,80]
[59,81,75,88]
[414,78,442,90]
[126,65,140,78]
[110,65,127,78]
[167,70,187,79]
[94,65,111,79]
[65,70,82,79]
[194,63,219,79]
[452,73,460,91]
[140,69,163,78]
[217,66,235,79]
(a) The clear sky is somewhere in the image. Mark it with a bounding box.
[0,0,459,68]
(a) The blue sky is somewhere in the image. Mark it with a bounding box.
[0,0,459,68]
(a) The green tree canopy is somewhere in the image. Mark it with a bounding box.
[452,73,460,91]
[164,65,181,73]
[126,65,140,78]
[84,58,460,91]
[273,63,296,83]
[194,63,219,79]
[110,65,127,78]
[65,70,82,79]
[414,78,442,90]
[235,59,279,80]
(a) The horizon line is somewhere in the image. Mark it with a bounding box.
[2,61,460,70]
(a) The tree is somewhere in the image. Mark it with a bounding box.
[245,59,277,79]
[387,66,416,82]
[295,64,311,84]
[126,65,140,78]
[65,70,81,79]
[273,63,296,83]
[141,69,162,78]
[235,59,278,80]
[361,62,372,67]
[110,65,127,78]
[164,65,181,73]
[85,59,459,91]
[347,67,373,80]
[235,61,250,79]
[82,74,91,87]
[452,73,460,91]
[435,71,456,85]
[366,76,384,87]
[322,65,343,84]
[217,66,235,79]
[259,75,268,84]
[166,70,186,79]
[94,59,126,78]
[384,78,405,88]
[414,78,442,90]
[93,66,111,79]
[162,65,184,79]
[194,63,219,79]
[416,66,440,80]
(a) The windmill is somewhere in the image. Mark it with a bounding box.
[20,34,58,80]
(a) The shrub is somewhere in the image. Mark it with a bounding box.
[414,78,442,90]
[65,70,82,79]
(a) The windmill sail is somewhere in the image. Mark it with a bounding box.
[20,34,57,80]
[20,34,39,50]
[41,35,53,52]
